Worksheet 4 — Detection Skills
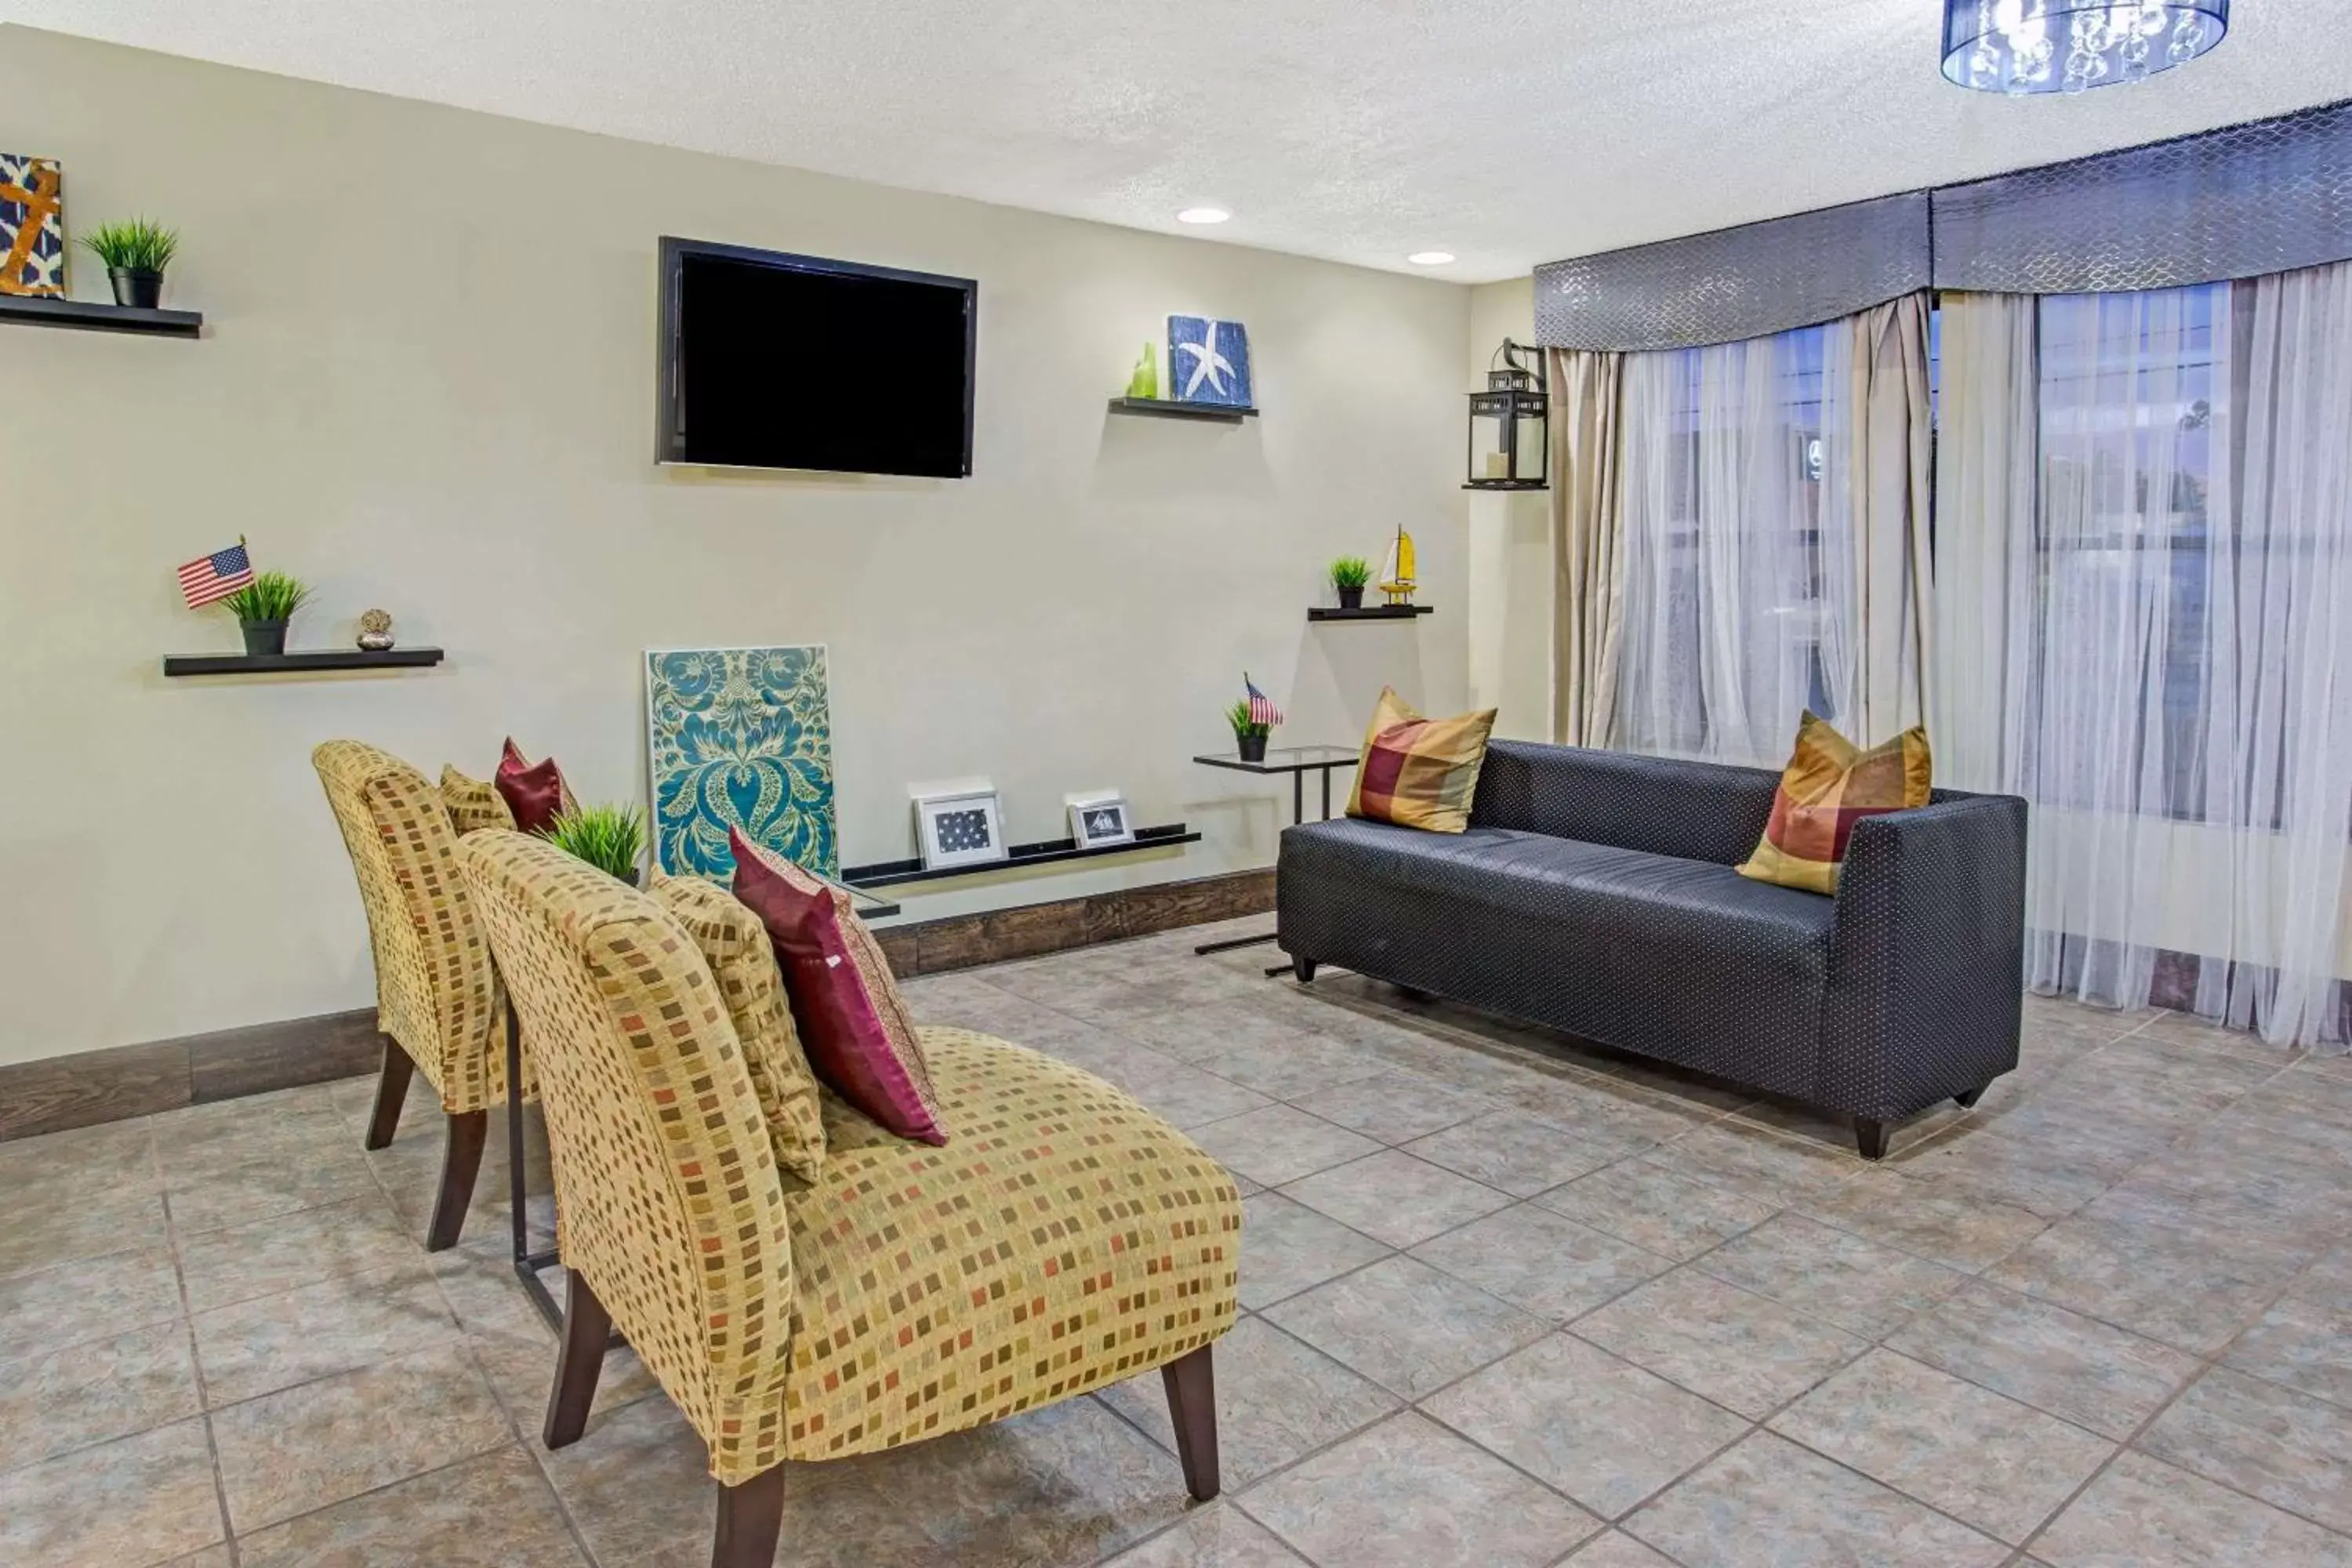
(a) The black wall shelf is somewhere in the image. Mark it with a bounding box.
[1,295,203,339]
[163,648,445,677]
[1107,397,1258,424]
[1308,604,1435,622]
[843,823,1200,891]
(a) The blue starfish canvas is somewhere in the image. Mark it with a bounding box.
[1166,315,1253,409]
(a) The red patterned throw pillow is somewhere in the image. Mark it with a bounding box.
[493,738,572,836]
[728,828,946,1146]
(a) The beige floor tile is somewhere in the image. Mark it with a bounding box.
[1279,1149,1512,1248]
[1887,1278,2199,1439]
[1534,1160,1778,1261]
[0,1246,183,1362]
[1237,1412,1600,1568]
[1886,1125,2143,1219]
[1561,1530,1682,1566]
[0,1185,170,1281]
[0,1121,157,1195]
[1283,1070,1498,1145]
[1402,1109,1639,1196]
[1235,1192,1390,1310]
[1189,1033,1391,1100]
[2034,1450,2351,1567]
[235,1446,586,1566]
[0,1319,201,1472]
[1425,1334,1748,1519]
[1801,1165,2050,1272]
[190,1259,461,1406]
[1573,1268,1867,1420]
[1263,1255,1548,1399]
[1769,1349,2114,1544]
[532,1393,713,1567]
[1098,1318,1398,1487]
[1408,1203,1671,1324]
[1098,1504,1309,1567]
[1644,1121,1859,1207]
[1189,1105,1382,1187]
[1696,1215,1967,1340]
[1626,1431,2007,1567]
[162,1149,384,1235]
[2227,1290,2352,1413]
[209,1340,512,1532]
[173,1195,416,1314]
[0,1417,224,1567]
[1984,1211,2303,1354]
[2138,1367,2352,1536]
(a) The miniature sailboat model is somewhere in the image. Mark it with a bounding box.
[1377,526,1417,605]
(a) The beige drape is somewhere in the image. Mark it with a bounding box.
[1928,292,2039,792]
[1842,292,1936,746]
[1546,347,1625,746]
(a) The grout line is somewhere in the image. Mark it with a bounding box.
[155,1127,245,1568]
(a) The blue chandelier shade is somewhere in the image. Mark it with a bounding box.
[1942,2,2228,94]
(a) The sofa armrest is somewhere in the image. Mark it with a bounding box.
[1821,793,2027,1118]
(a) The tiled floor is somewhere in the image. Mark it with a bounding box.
[7,916,2352,1565]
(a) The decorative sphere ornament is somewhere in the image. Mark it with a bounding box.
[356,608,396,652]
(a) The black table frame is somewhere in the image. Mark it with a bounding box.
[1191,748,1359,975]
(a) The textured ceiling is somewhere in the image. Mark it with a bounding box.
[7,1,2350,281]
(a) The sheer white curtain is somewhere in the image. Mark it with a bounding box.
[1944,264,2352,1047]
[1616,321,1860,766]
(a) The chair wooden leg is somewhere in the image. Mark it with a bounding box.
[424,1109,488,1252]
[1855,1118,1888,1161]
[1160,1344,1220,1501]
[711,1465,786,1568]
[363,1035,414,1152]
[542,1269,612,1450]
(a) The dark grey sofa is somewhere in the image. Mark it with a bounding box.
[1276,739,2027,1158]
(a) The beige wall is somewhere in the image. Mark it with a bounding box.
[1465,276,1549,741]
[0,27,1471,1067]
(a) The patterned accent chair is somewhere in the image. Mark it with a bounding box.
[312,740,508,1249]
[456,829,1240,1568]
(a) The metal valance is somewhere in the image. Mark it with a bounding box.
[1534,96,2352,350]
[1534,194,1929,353]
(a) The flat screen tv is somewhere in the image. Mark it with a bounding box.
[657,237,977,477]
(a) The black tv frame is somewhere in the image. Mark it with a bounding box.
[655,235,978,476]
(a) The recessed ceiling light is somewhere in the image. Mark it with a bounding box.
[1407,251,1456,266]
[1176,207,1231,225]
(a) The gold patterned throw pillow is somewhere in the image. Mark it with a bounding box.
[1737,711,1933,895]
[438,765,516,836]
[1345,686,1498,835]
[650,874,829,1182]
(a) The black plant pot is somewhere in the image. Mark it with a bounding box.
[108,267,163,310]
[1336,585,1365,610]
[240,619,289,657]
[1237,733,1269,764]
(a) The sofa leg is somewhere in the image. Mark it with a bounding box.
[1160,1343,1220,1501]
[1396,984,1432,1004]
[424,1109,488,1252]
[542,1270,612,1450]
[1953,1086,1986,1109]
[1855,1119,1888,1162]
[1292,956,1317,984]
[364,1035,415,1152]
[711,1465,786,1568]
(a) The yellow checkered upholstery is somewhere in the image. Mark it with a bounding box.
[437,764,517,837]
[314,741,510,1112]
[456,830,1241,1483]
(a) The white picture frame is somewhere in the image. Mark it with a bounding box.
[1069,797,1135,848]
[913,788,1007,871]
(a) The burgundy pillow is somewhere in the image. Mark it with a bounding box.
[728,828,946,1145]
[495,738,570,836]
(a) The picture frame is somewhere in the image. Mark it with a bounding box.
[1069,797,1135,848]
[913,786,1007,872]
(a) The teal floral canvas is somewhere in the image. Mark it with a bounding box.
[645,645,837,880]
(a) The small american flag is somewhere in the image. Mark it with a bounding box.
[178,541,254,608]
[1244,673,1284,727]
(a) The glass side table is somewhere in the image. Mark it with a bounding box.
[1191,746,1359,972]
[503,872,902,1331]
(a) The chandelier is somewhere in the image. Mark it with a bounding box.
[1942,2,2229,94]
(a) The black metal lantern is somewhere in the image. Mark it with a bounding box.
[1465,339,1548,491]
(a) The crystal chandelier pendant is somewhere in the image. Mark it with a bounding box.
[1941,1,2228,94]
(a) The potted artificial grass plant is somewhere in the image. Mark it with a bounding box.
[220,571,310,656]
[1330,554,1372,611]
[79,219,179,310]
[1226,699,1271,764]
[539,804,647,886]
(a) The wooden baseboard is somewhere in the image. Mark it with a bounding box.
[0,867,1277,1143]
